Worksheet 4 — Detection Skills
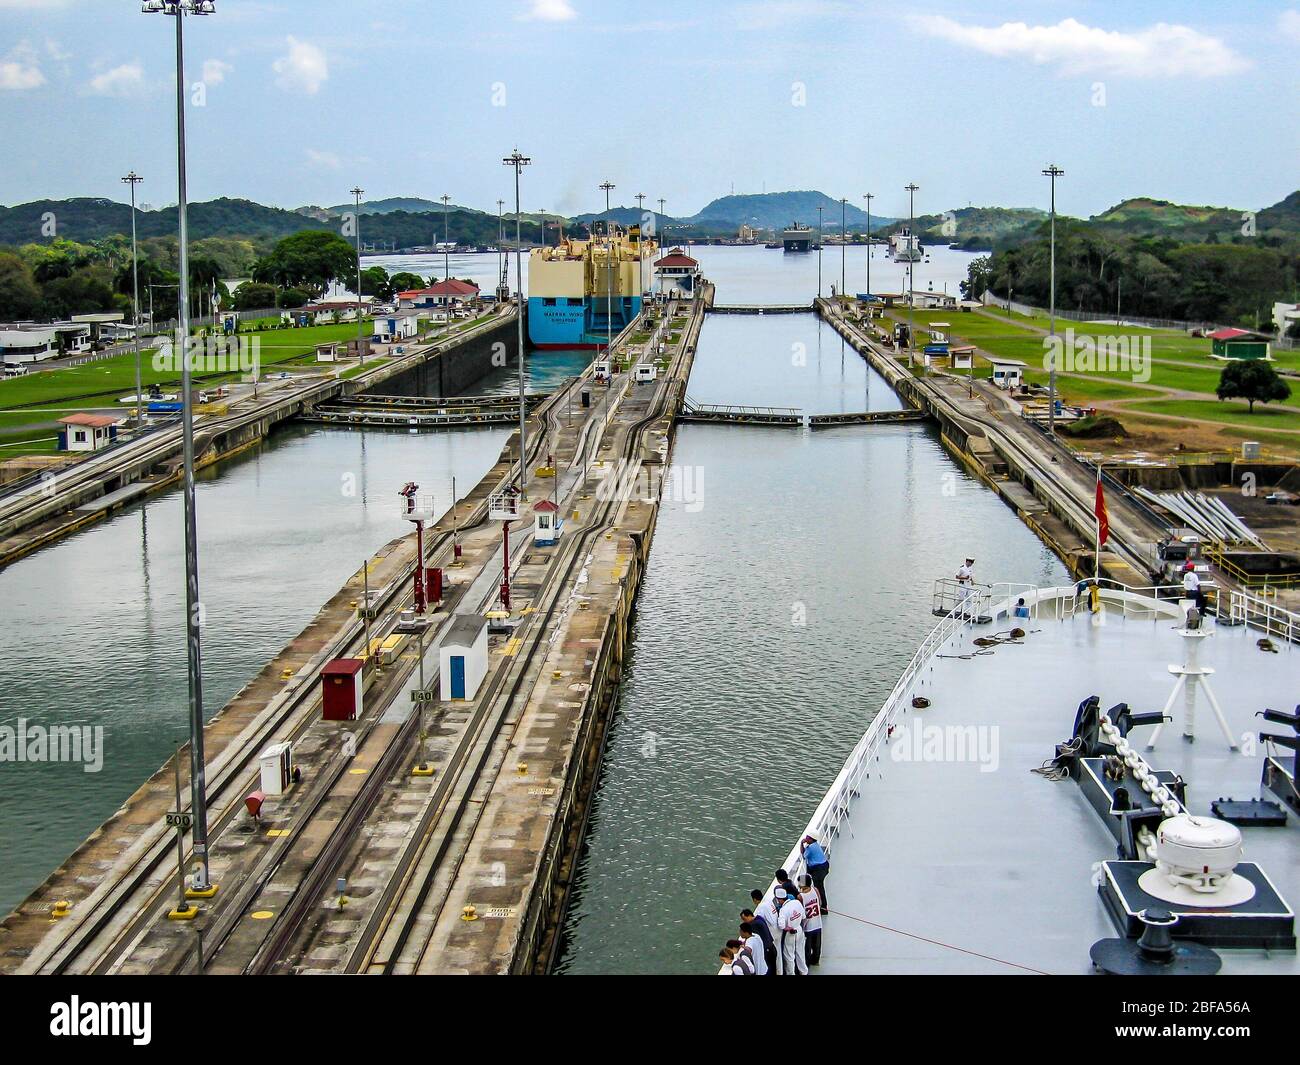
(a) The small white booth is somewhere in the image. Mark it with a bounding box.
[593,359,611,382]
[634,363,657,384]
[951,345,974,370]
[440,614,489,701]
[259,741,295,796]
[533,499,562,546]
[989,357,1026,389]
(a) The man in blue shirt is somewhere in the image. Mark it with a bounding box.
[801,834,830,911]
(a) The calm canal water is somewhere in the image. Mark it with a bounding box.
[555,254,1070,974]
[1,244,1054,949]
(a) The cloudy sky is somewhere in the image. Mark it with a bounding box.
[0,0,1296,220]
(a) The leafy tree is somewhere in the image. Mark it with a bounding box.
[252,230,356,295]
[232,282,278,311]
[360,265,392,300]
[388,271,425,293]
[277,287,310,309]
[40,265,121,318]
[0,251,43,318]
[962,255,992,300]
[1216,359,1292,413]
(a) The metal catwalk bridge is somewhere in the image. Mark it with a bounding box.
[678,397,930,428]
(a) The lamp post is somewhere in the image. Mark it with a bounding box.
[122,171,144,423]
[905,183,919,365]
[840,197,847,299]
[863,191,873,309]
[496,198,506,301]
[142,0,215,896]
[656,198,666,301]
[599,180,616,361]
[635,192,646,301]
[816,204,824,298]
[503,149,530,496]
[1043,164,1064,435]
[351,185,364,369]
[440,193,451,283]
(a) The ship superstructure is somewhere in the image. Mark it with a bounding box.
[527,220,654,349]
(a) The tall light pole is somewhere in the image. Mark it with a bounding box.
[143,0,215,896]
[840,196,847,298]
[503,149,530,496]
[816,204,824,298]
[635,192,646,301]
[122,171,144,422]
[440,193,451,282]
[863,192,874,306]
[600,180,616,360]
[905,183,919,365]
[496,198,506,301]
[351,185,364,369]
[656,198,666,301]
[1043,164,1065,434]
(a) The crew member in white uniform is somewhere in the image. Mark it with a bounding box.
[755,891,783,974]
[1182,562,1205,612]
[955,556,975,616]
[776,887,809,975]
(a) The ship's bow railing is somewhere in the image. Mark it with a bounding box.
[1225,589,1300,643]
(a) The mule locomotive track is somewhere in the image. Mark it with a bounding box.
[28,363,570,976]
[14,298,699,977]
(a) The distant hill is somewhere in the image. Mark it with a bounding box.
[318,197,484,217]
[880,206,1047,251]
[1257,190,1300,235]
[1087,197,1245,241]
[0,197,540,250]
[688,191,894,232]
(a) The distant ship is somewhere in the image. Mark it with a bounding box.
[890,226,922,262]
[527,220,655,349]
[782,223,814,253]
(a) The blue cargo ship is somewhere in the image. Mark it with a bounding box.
[528,221,653,349]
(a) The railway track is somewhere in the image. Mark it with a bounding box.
[28,368,570,976]
[334,322,693,975]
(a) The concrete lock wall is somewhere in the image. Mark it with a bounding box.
[370,316,519,399]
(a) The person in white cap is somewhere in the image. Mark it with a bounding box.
[955,556,976,616]
[776,887,808,975]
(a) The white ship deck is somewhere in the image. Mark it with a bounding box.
[793,585,1299,976]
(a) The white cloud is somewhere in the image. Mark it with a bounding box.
[521,0,576,21]
[273,36,327,94]
[1279,10,1300,42]
[305,148,341,170]
[201,58,231,86]
[87,61,145,97]
[910,16,1249,78]
[0,41,45,91]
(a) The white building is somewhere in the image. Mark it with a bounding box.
[58,413,119,452]
[439,615,489,701]
[371,312,421,343]
[653,249,701,298]
[907,290,957,310]
[0,322,94,364]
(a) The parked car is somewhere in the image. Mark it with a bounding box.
[1264,489,1300,506]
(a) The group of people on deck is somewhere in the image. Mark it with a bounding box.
[719,835,830,975]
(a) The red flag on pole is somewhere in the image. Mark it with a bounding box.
[1094,469,1109,548]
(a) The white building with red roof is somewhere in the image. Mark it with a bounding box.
[396,279,481,310]
[58,413,119,452]
[653,248,701,298]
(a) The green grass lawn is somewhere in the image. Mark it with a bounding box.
[1125,398,1300,430]
[0,320,372,414]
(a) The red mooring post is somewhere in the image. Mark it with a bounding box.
[500,520,511,611]
[413,520,427,614]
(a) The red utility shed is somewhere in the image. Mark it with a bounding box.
[321,658,365,721]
